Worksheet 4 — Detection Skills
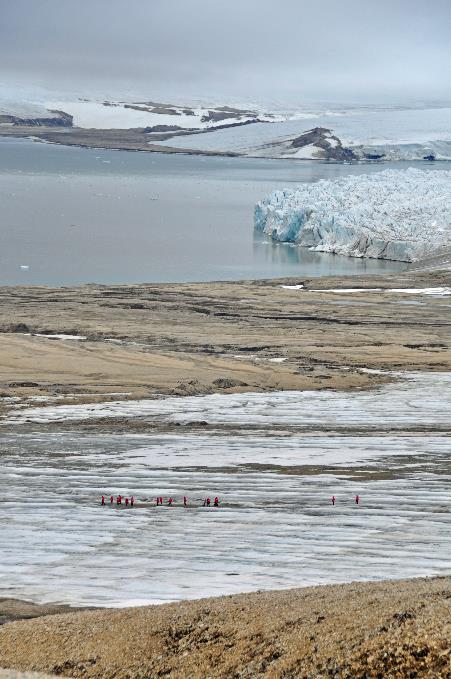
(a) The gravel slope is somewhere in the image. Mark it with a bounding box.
[0,577,449,678]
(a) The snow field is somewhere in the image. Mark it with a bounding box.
[1,371,449,605]
[45,100,261,130]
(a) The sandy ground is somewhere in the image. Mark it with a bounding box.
[0,577,449,678]
[0,270,450,414]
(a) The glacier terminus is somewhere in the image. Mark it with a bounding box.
[255,168,451,262]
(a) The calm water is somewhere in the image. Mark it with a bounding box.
[0,137,436,286]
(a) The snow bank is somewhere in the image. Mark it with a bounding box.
[255,168,451,262]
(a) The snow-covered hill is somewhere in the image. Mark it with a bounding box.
[162,106,451,161]
[42,99,276,130]
[255,168,451,262]
[0,95,278,131]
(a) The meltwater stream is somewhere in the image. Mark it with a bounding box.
[1,373,450,606]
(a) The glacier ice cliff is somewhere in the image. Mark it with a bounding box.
[254,168,451,262]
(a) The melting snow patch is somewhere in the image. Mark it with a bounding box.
[281,284,304,289]
[310,288,383,293]
[389,287,451,296]
[33,334,87,340]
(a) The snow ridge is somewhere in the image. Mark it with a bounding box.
[254,168,451,262]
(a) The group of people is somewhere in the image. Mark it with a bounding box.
[101,494,135,507]
[101,494,360,507]
[331,495,360,505]
[101,495,220,508]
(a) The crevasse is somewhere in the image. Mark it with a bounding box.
[254,168,451,261]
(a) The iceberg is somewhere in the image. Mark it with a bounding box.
[254,168,451,262]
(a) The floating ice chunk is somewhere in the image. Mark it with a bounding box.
[255,168,451,262]
[19,265,29,269]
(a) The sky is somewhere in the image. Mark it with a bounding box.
[1,0,450,105]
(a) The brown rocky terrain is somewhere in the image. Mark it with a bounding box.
[0,577,449,678]
[0,600,86,628]
[0,269,450,408]
[0,672,57,679]
[0,270,450,415]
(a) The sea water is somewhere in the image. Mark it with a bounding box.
[0,137,435,286]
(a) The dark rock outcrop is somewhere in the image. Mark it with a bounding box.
[0,111,73,127]
[144,124,186,133]
[364,152,386,160]
[291,127,357,161]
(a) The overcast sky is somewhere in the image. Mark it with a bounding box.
[1,0,450,105]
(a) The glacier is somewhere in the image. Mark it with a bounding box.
[254,168,451,262]
[161,106,451,160]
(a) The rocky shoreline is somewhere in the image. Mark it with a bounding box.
[2,123,451,161]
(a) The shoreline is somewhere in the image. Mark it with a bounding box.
[2,126,451,162]
[0,126,239,157]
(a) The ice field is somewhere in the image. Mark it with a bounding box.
[1,372,450,606]
[5,372,451,428]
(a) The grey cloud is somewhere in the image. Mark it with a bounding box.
[1,0,450,103]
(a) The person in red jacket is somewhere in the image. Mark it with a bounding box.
[101,495,105,506]
[331,496,336,506]
[117,495,122,505]
[213,497,219,507]
[168,497,173,506]
[131,496,135,507]
[125,498,129,507]
[110,495,114,505]
[355,494,360,505]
